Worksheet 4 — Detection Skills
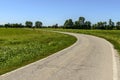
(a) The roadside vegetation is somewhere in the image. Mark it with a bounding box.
[0,28,76,75]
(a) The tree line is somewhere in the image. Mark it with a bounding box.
[0,21,43,28]
[1,16,120,30]
[63,17,120,30]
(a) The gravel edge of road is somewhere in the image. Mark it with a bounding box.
[114,50,120,80]
[108,43,119,80]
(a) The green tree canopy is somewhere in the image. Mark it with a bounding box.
[64,19,74,28]
[108,19,114,29]
[116,22,120,29]
[78,17,85,26]
[25,21,33,28]
[35,21,42,28]
[84,21,91,29]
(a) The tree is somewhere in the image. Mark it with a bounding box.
[97,21,107,29]
[95,21,108,29]
[64,20,68,28]
[109,19,112,27]
[74,21,79,29]
[63,17,120,30]
[79,17,85,25]
[116,22,120,30]
[103,22,107,29]
[11,23,23,28]
[108,19,115,29]
[0,25,3,28]
[64,19,73,28]
[52,24,58,28]
[78,17,85,29]
[35,21,42,28]
[4,23,11,28]
[92,24,98,29]
[25,21,33,28]
[84,21,91,29]
[96,22,103,29]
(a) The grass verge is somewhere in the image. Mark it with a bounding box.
[49,29,120,54]
[0,28,77,75]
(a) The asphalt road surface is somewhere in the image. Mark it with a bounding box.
[0,32,118,80]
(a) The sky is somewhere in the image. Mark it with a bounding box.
[0,0,120,26]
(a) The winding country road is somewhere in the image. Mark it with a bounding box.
[0,32,118,80]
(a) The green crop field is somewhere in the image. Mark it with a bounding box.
[0,28,76,75]
[50,29,120,54]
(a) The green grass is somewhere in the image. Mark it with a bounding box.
[0,28,77,75]
[49,29,120,54]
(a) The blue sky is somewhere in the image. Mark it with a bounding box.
[0,0,120,26]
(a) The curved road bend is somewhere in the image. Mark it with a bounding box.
[0,32,118,80]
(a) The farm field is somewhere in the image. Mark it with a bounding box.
[49,29,120,54]
[0,28,76,75]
